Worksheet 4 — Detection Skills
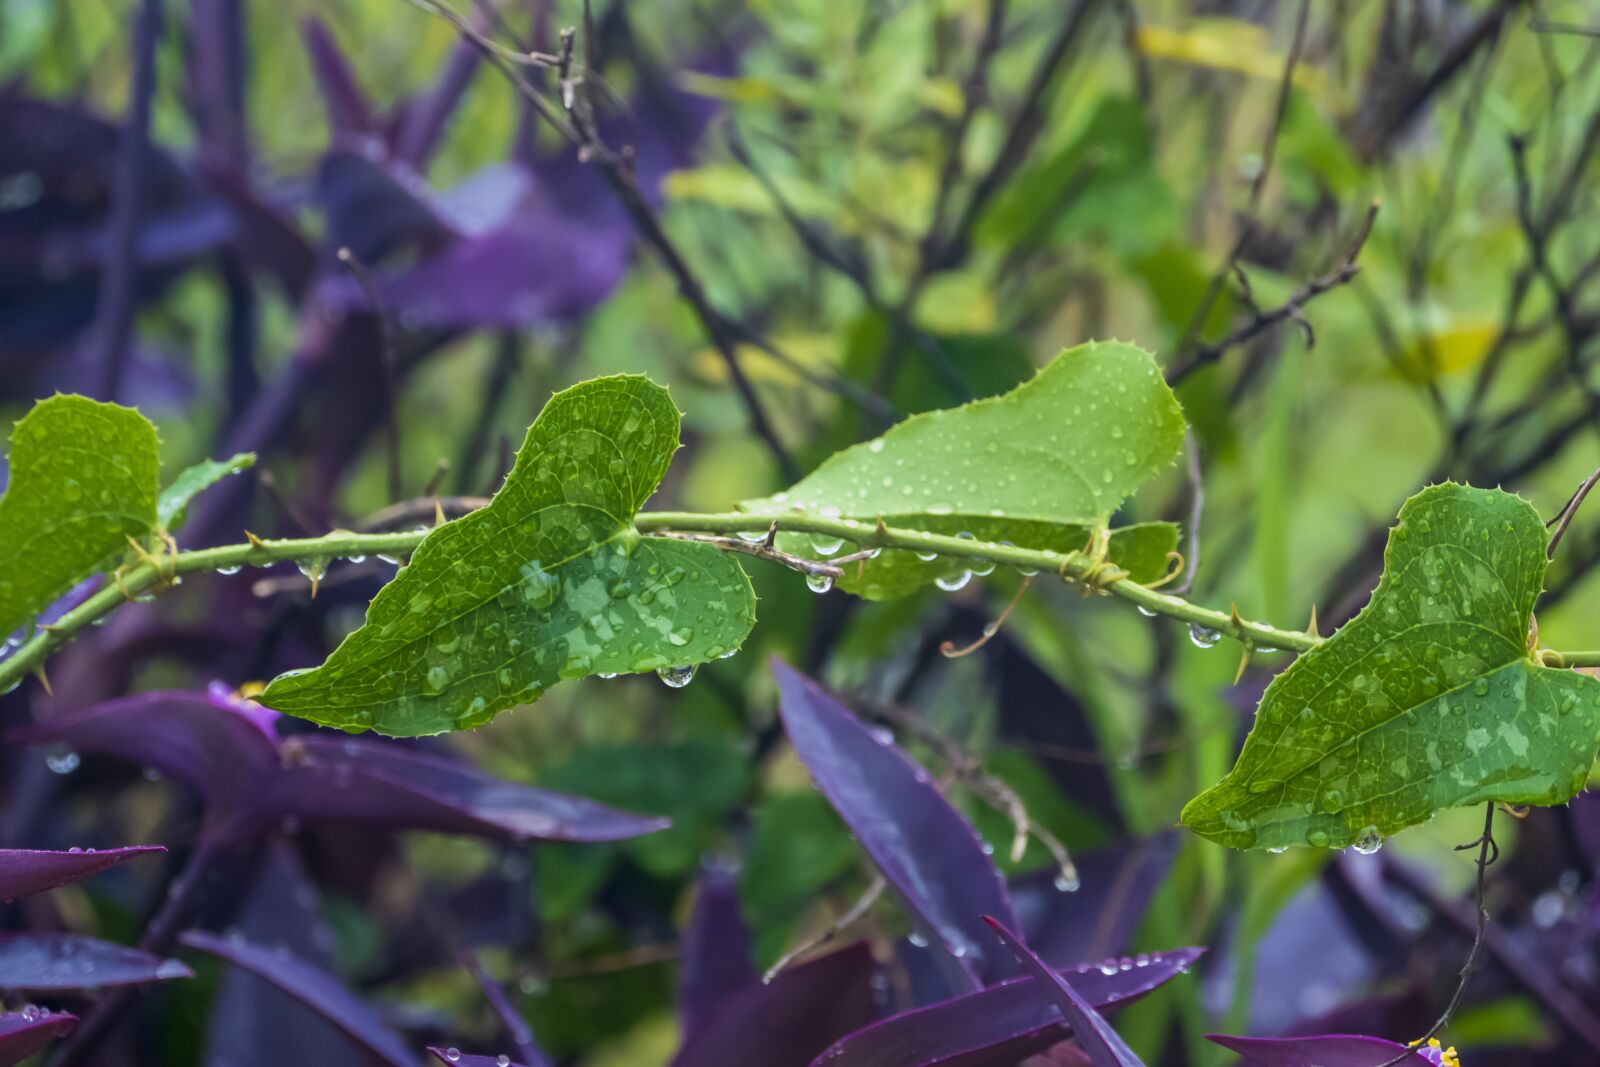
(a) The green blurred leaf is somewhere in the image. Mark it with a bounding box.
[541,740,749,878]
[1183,483,1600,850]
[261,376,757,735]
[0,394,160,639]
[743,341,1186,598]
[157,452,255,533]
[740,792,859,962]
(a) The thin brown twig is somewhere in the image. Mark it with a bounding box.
[1375,803,1497,1067]
[1168,200,1380,384]
[940,576,1032,658]
[859,698,1077,887]
[1545,466,1600,559]
[761,875,886,984]
[1172,0,1311,370]
[411,0,798,479]
[650,530,844,580]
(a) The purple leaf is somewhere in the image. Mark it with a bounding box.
[670,943,877,1067]
[11,689,665,844]
[0,933,191,991]
[8,689,280,817]
[181,931,414,1067]
[1206,1034,1434,1067]
[362,213,632,331]
[429,1049,527,1067]
[772,659,1018,985]
[270,735,672,843]
[983,917,1144,1067]
[203,840,366,1067]
[809,947,1202,1067]
[314,144,449,264]
[679,865,757,1037]
[0,846,165,902]
[0,1008,77,1067]
[298,17,376,135]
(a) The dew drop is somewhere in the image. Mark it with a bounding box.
[810,533,845,557]
[1187,624,1221,649]
[806,572,834,594]
[425,665,449,694]
[1306,829,1330,848]
[935,570,972,592]
[45,747,80,775]
[915,550,938,562]
[1352,827,1383,855]
[657,664,697,689]
[1053,872,1081,893]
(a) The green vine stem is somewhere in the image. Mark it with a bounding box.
[6,509,1595,695]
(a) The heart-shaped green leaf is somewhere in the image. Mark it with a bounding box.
[157,452,255,533]
[740,341,1186,597]
[1183,483,1600,851]
[0,395,160,640]
[260,376,756,736]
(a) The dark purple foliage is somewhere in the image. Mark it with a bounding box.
[0,845,165,902]
[809,948,1202,1067]
[1207,1033,1436,1066]
[180,930,415,1067]
[772,659,1019,986]
[0,933,191,991]
[429,1049,527,1067]
[10,686,670,844]
[0,1008,77,1067]
[671,943,879,1067]
[678,864,758,1038]
[982,916,1144,1067]
[201,841,369,1066]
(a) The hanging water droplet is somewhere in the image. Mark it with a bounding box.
[907,931,929,948]
[216,564,242,576]
[1053,872,1081,893]
[935,570,972,592]
[45,746,80,775]
[737,530,768,544]
[1137,605,1157,617]
[805,572,834,594]
[810,533,845,557]
[1352,827,1383,855]
[1188,624,1221,648]
[1267,846,1288,854]
[657,664,697,688]
[916,550,938,562]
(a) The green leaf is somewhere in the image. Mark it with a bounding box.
[743,340,1186,598]
[541,740,749,878]
[260,376,757,736]
[0,395,160,639]
[1182,483,1600,851]
[157,452,255,532]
